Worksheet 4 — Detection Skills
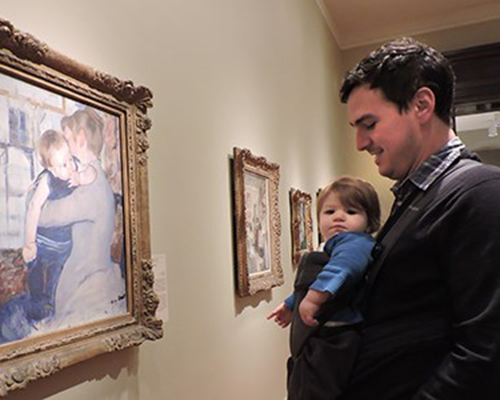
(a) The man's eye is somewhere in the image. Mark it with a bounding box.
[365,121,376,130]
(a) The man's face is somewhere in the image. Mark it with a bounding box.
[347,85,424,181]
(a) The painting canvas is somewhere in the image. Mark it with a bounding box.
[289,188,313,266]
[233,147,283,297]
[0,18,161,396]
[0,72,126,343]
[243,170,272,275]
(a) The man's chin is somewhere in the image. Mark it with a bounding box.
[377,165,398,180]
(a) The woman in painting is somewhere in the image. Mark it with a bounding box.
[37,107,126,328]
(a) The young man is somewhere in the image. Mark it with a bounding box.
[338,37,500,399]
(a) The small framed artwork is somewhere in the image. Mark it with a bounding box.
[289,188,313,266]
[233,147,283,297]
[316,187,323,244]
[0,18,162,395]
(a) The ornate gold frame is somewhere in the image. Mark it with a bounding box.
[0,18,162,396]
[289,189,313,266]
[233,147,283,296]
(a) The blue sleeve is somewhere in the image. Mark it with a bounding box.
[309,232,374,295]
[284,293,295,309]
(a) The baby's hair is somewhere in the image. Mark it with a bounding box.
[63,108,104,157]
[37,130,69,169]
[317,176,381,234]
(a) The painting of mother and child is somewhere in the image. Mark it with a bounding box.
[0,73,127,345]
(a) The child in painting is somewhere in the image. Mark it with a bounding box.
[267,176,380,400]
[22,129,96,321]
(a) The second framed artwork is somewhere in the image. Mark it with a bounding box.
[232,147,283,297]
[289,189,314,266]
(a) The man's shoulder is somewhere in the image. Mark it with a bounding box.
[430,160,500,204]
[454,160,500,188]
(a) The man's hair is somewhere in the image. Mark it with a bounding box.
[339,37,455,125]
[317,176,381,234]
[38,129,68,168]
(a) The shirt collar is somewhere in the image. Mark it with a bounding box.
[391,136,465,198]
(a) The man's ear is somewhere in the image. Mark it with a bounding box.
[413,87,435,122]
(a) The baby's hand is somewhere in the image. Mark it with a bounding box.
[266,302,292,328]
[299,298,320,327]
[68,171,81,187]
[299,289,331,327]
[22,242,37,263]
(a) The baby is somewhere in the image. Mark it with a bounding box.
[268,176,380,400]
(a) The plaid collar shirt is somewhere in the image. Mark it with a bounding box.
[390,136,466,209]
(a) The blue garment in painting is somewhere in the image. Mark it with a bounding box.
[0,170,75,344]
[27,169,75,321]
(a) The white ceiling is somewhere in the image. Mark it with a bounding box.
[316,0,500,49]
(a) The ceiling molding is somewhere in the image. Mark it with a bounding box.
[318,0,500,50]
[315,0,340,44]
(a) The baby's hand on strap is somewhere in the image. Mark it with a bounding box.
[299,289,331,327]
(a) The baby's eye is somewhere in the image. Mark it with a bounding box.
[324,209,335,215]
[346,209,359,215]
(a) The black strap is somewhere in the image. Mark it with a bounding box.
[290,250,363,358]
[357,158,481,311]
[289,251,329,358]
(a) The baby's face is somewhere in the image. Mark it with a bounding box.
[318,191,368,241]
[48,143,74,181]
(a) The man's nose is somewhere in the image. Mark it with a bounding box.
[356,129,370,151]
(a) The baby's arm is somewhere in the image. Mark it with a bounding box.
[69,164,97,187]
[300,233,375,327]
[267,302,293,328]
[23,175,50,262]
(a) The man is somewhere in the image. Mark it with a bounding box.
[339,37,500,399]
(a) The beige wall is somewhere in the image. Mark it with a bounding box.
[1,1,343,399]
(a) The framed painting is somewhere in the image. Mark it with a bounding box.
[316,187,323,244]
[232,147,283,297]
[0,18,162,396]
[289,188,313,266]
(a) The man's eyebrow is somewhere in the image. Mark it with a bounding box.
[351,114,376,127]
